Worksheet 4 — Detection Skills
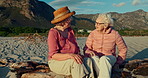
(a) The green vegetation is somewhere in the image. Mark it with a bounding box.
[72,27,89,37]
[73,28,148,37]
[0,27,49,37]
[118,29,148,36]
[0,27,148,37]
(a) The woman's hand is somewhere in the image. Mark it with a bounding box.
[68,53,83,64]
[85,50,96,57]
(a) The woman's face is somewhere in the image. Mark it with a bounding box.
[63,17,72,29]
[95,18,105,31]
[95,18,109,31]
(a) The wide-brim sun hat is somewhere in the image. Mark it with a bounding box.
[51,6,75,24]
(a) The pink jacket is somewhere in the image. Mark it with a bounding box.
[47,28,80,60]
[84,28,127,64]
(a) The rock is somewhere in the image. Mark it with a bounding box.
[9,61,50,78]
[9,61,50,72]
[21,72,72,78]
[125,62,140,71]
[128,59,143,63]
[21,72,52,78]
[1,58,148,78]
[8,61,72,78]
[121,71,133,78]
[0,59,7,67]
[123,59,148,77]
[133,64,148,76]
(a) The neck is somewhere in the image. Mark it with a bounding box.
[97,28,108,33]
[98,27,112,34]
[97,28,104,33]
[54,25,65,31]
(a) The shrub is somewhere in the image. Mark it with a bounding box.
[0,31,9,36]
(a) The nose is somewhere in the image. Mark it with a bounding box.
[95,25,98,28]
[95,23,99,27]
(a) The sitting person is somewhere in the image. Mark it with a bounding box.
[83,13,127,78]
[47,6,94,78]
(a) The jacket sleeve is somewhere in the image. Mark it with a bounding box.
[71,29,80,53]
[83,32,94,56]
[115,32,128,64]
[47,29,59,59]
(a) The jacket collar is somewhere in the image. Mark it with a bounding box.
[105,27,112,34]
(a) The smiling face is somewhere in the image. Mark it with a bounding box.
[95,14,114,32]
[95,18,109,31]
[55,17,72,31]
[95,22,104,31]
[63,17,72,29]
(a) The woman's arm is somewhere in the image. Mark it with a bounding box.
[83,32,96,57]
[48,29,59,59]
[48,29,83,64]
[115,32,128,64]
[52,53,83,64]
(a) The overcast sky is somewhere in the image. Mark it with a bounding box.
[39,0,148,14]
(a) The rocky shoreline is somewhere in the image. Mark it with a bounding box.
[0,58,148,78]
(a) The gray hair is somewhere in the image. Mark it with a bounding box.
[97,13,114,26]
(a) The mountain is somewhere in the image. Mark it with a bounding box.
[73,9,148,30]
[0,0,55,29]
[0,0,148,30]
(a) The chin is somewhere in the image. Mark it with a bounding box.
[97,29,101,31]
[96,29,102,31]
[64,26,70,30]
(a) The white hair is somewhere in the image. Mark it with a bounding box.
[97,13,114,26]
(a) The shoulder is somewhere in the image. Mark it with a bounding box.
[90,29,98,34]
[110,29,119,34]
[111,30,123,39]
[88,29,98,37]
[67,27,75,34]
[49,28,57,32]
[49,28,58,33]
[48,28,59,36]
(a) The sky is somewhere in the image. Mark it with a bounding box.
[39,0,148,14]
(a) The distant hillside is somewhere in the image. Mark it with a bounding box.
[0,0,55,29]
[0,0,148,31]
[73,9,148,30]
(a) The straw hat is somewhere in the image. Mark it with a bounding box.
[51,6,75,24]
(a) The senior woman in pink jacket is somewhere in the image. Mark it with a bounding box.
[47,6,94,78]
[84,13,127,78]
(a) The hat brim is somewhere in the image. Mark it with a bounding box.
[51,11,75,24]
